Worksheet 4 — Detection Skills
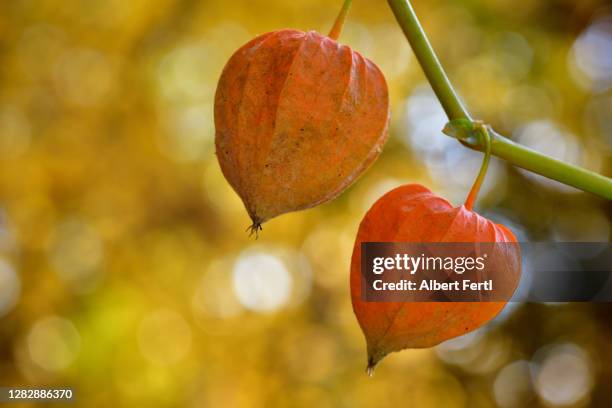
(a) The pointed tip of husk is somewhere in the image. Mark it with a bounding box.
[366,355,378,377]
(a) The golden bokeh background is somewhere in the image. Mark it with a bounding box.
[0,0,611,406]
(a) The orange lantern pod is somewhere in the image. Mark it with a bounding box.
[351,122,521,373]
[215,13,389,233]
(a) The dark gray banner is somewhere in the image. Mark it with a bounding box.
[360,242,611,302]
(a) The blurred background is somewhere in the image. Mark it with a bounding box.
[0,0,611,406]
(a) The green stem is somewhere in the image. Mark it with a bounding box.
[465,123,491,210]
[387,0,469,120]
[489,130,612,198]
[387,0,612,200]
[329,0,353,40]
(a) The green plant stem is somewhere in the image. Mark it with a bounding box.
[465,123,492,210]
[387,0,612,200]
[329,0,353,40]
[489,131,612,198]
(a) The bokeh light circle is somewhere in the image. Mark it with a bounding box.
[493,360,534,407]
[232,250,293,313]
[27,316,81,372]
[532,342,594,406]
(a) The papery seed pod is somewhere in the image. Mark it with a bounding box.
[350,184,521,372]
[214,29,389,233]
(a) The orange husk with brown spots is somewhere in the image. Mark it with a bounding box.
[214,29,389,232]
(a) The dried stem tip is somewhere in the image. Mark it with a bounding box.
[246,222,262,238]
